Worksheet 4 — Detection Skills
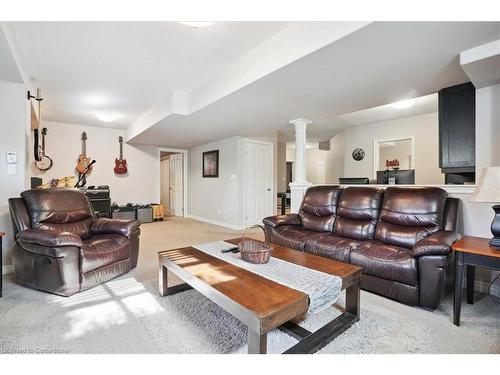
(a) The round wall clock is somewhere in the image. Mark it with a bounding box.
[352,148,365,161]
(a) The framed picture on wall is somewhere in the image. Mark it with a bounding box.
[202,150,219,178]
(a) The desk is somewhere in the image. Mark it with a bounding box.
[0,231,4,297]
[452,236,500,326]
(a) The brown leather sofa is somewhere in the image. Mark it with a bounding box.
[9,188,141,296]
[263,186,461,309]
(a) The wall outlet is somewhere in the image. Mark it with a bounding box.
[217,209,221,215]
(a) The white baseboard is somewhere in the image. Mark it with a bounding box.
[185,215,245,231]
[2,264,14,276]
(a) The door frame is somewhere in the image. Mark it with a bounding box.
[242,139,274,228]
[372,136,415,180]
[158,147,188,217]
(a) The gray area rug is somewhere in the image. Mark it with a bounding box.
[0,273,498,354]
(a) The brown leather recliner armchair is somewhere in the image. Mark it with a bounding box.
[9,188,141,296]
[263,186,461,310]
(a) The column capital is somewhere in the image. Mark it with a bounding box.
[289,118,312,130]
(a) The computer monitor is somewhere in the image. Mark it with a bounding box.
[339,177,370,185]
[376,169,415,184]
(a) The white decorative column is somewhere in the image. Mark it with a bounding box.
[289,118,312,213]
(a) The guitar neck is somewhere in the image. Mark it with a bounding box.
[82,138,86,156]
[120,141,123,160]
[42,134,45,156]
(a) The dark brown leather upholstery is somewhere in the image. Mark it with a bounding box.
[334,187,383,240]
[375,187,447,249]
[9,188,141,296]
[263,186,461,309]
[350,241,417,286]
[267,226,325,251]
[298,186,342,232]
[305,235,361,262]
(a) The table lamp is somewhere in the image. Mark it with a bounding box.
[470,166,500,248]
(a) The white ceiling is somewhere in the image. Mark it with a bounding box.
[130,22,500,147]
[333,93,438,130]
[5,21,500,147]
[0,28,22,83]
[5,21,289,128]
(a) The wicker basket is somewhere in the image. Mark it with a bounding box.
[238,225,272,264]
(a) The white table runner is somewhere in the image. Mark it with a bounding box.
[192,241,342,314]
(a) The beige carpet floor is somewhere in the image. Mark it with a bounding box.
[0,218,499,354]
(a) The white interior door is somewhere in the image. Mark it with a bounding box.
[245,141,273,227]
[316,159,326,184]
[169,153,183,217]
[160,159,170,214]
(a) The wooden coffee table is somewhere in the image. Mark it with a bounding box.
[158,239,361,354]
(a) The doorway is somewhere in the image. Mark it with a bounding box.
[159,151,185,218]
[244,140,274,227]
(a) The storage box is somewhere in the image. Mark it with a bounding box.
[112,206,136,220]
[136,206,153,223]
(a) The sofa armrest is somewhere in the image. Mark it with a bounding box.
[412,231,462,258]
[263,213,301,228]
[17,228,83,248]
[91,218,141,238]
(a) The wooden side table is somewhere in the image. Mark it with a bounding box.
[452,236,500,326]
[0,231,4,297]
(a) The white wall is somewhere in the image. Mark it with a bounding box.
[342,112,444,184]
[30,121,159,205]
[325,131,345,184]
[476,84,500,171]
[0,81,29,270]
[187,136,242,228]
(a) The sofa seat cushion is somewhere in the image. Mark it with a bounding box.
[270,226,325,251]
[305,235,362,262]
[350,241,417,286]
[81,234,131,273]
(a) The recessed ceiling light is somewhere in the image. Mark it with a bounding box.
[96,113,115,122]
[390,99,415,109]
[179,22,216,28]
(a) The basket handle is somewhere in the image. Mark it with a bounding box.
[241,224,269,246]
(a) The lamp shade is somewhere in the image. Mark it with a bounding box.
[470,166,500,203]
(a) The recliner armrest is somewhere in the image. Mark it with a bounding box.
[17,228,83,248]
[412,231,461,258]
[91,218,141,238]
[263,214,301,228]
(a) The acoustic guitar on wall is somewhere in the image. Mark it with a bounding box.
[114,136,128,175]
[34,127,53,171]
[76,132,93,174]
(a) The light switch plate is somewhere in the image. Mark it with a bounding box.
[7,152,17,164]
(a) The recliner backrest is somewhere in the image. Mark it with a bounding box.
[20,188,95,239]
[299,186,342,232]
[375,187,447,249]
[334,187,384,240]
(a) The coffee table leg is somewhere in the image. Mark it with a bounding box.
[466,265,475,304]
[345,280,360,319]
[453,255,464,326]
[159,264,169,297]
[248,329,267,354]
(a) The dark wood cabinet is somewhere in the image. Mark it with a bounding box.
[439,82,475,173]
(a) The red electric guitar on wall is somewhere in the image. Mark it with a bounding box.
[114,136,128,175]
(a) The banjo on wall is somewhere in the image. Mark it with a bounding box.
[34,127,53,171]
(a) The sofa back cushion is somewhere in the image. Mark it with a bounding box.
[334,187,384,240]
[21,188,95,239]
[299,186,342,232]
[375,187,447,249]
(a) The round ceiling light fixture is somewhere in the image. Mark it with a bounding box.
[96,113,115,122]
[179,22,216,28]
[390,99,415,109]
